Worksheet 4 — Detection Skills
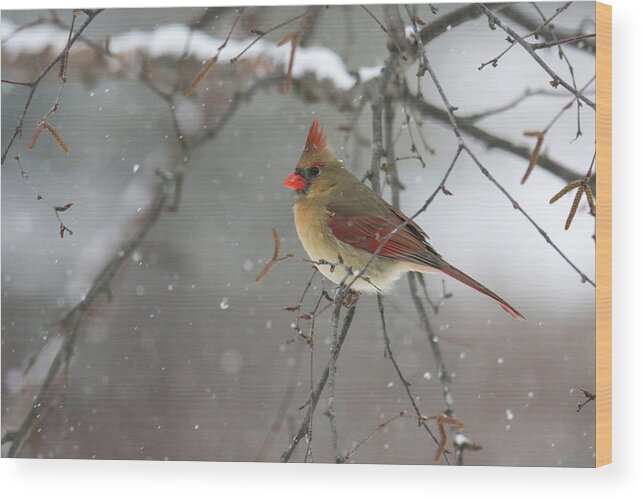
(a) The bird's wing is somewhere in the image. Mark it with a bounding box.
[327,202,442,269]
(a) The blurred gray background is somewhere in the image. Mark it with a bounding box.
[2,3,596,465]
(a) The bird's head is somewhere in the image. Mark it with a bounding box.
[283,119,348,199]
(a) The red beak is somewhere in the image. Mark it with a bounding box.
[283,171,306,190]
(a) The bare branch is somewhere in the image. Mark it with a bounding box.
[3,179,170,457]
[501,4,595,54]
[360,5,407,59]
[377,296,446,461]
[402,88,593,188]
[343,411,408,462]
[1,10,103,165]
[405,14,595,289]
[1,38,271,453]
[14,156,74,238]
[184,7,245,96]
[530,2,584,141]
[326,298,343,463]
[229,8,315,64]
[280,300,358,463]
[478,2,572,70]
[531,33,596,50]
[521,76,595,184]
[477,4,595,110]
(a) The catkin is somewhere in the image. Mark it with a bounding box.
[565,186,584,230]
[549,179,583,204]
[27,122,45,150]
[583,185,595,213]
[43,122,70,154]
[522,134,544,184]
[184,57,218,97]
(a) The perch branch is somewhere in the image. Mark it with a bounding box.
[280,301,358,462]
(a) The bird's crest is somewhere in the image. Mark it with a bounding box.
[304,118,327,152]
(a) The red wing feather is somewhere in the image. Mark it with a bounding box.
[328,212,440,269]
[327,209,524,319]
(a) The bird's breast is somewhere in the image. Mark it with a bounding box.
[293,202,336,263]
[292,201,411,293]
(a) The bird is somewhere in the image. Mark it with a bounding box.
[283,119,524,320]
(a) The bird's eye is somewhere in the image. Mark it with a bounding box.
[309,166,321,177]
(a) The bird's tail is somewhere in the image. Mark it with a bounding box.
[437,262,525,321]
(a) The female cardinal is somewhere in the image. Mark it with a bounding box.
[283,119,524,320]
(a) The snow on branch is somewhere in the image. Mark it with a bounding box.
[2,18,382,92]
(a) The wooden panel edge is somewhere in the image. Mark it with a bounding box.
[596,1,612,468]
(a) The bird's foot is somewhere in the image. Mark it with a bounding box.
[342,289,361,308]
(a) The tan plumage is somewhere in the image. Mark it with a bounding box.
[284,119,524,320]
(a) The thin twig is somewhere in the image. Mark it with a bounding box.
[399,46,595,287]
[14,157,74,238]
[184,7,245,96]
[531,2,584,141]
[377,296,445,461]
[3,180,170,457]
[478,2,572,70]
[360,5,406,59]
[477,4,595,110]
[229,9,311,63]
[402,87,592,188]
[521,75,595,183]
[343,411,409,462]
[501,4,595,54]
[531,33,596,50]
[280,300,358,462]
[408,274,472,464]
[326,298,343,463]
[459,88,564,123]
[1,10,103,165]
[404,5,429,78]
[1,42,268,454]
